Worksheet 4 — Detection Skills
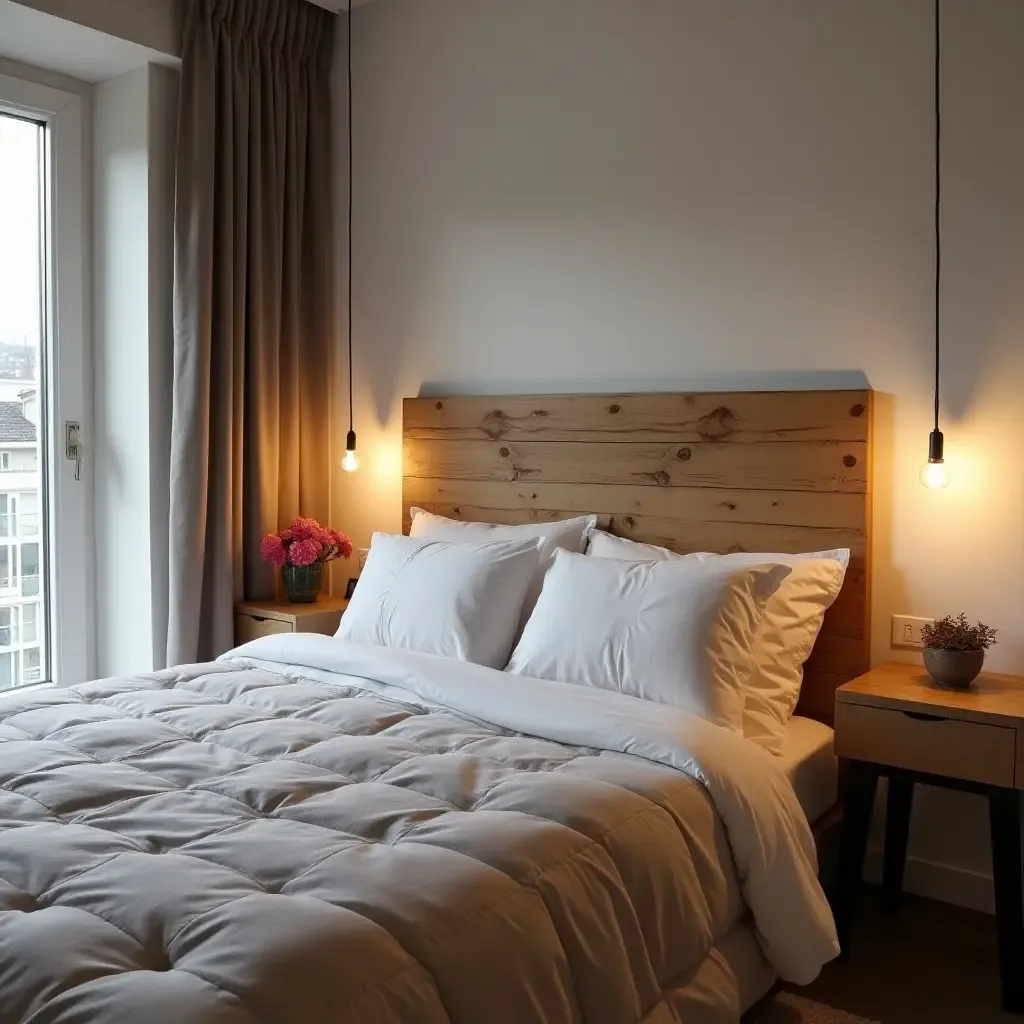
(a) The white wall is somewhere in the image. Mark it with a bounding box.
[337,0,1024,909]
[93,62,177,677]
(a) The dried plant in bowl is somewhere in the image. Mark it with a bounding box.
[920,614,998,688]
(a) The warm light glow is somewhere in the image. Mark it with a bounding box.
[920,460,950,490]
[342,449,360,473]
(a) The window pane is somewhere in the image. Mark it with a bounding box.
[0,652,12,689]
[18,491,37,536]
[1,111,49,685]
[21,542,38,596]
[22,602,36,643]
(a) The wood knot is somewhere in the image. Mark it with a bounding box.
[727,544,745,554]
[720,501,737,512]
[624,515,635,529]
[652,470,670,486]
[676,447,692,462]
[849,403,865,418]
[842,454,857,468]
[609,403,621,415]
[697,406,737,442]
[435,401,444,410]
[499,447,510,458]
[481,410,509,440]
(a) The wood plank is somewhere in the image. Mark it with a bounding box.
[804,632,869,677]
[834,702,1016,788]
[821,574,868,640]
[405,390,871,443]
[403,479,867,531]
[404,439,868,493]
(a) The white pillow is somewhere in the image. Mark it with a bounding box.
[586,531,850,754]
[409,508,597,621]
[337,533,542,668]
[506,550,792,732]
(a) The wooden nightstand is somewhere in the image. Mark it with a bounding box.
[834,662,1024,1014]
[234,596,349,646]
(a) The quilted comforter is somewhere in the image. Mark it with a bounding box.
[0,635,838,1024]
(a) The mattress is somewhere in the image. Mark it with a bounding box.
[0,637,838,1023]
[779,716,838,824]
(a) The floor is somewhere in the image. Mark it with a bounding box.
[748,885,1015,1024]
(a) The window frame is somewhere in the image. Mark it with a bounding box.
[0,73,92,685]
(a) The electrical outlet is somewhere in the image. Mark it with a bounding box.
[891,615,934,648]
[358,548,369,573]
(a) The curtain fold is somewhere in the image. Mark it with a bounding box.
[168,0,335,665]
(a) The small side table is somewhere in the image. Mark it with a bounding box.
[834,662,1024,1014]
[234,596,349,647]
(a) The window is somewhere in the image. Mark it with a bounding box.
[1,74,91,686]
[0,494,6,538]
[18,491,37,536]
[0,652,12,689]
[22,602,35,643]
[21,543,38,597]
[0,608,11,647]
[22,646,40,683]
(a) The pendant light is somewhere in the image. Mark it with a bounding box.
[920,0,949,490]
[342,7,359,473]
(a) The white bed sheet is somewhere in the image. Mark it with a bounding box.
[778,716,838,824]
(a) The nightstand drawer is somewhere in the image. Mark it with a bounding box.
[234,613,293,646]
[834,701,1016,787]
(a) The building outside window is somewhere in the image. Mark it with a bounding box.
[0,388,42,688]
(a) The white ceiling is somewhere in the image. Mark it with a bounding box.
[0,0,178,82]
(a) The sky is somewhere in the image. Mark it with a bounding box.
[0,114,42,352]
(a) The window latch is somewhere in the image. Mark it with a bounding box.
[65,422,82,482]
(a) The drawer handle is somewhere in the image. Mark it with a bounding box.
[252,616,269,623]
[902,710,946,722]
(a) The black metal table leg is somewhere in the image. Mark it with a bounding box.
[835,759,879,960]
[881,772,914,912]
[989,788,1024,1014]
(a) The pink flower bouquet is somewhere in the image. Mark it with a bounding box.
[260,517,354,569]
[260,517,353,603]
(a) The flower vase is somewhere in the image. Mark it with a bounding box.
[282,562,323,603]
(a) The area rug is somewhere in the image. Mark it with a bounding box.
[747,991,882,1024]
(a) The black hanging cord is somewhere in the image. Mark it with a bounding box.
[933,0,941,434]
[347,5,354,436]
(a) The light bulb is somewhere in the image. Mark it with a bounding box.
[919,460,949,490]
[342,429,359,472]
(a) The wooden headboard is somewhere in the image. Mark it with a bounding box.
[402,390,872,724]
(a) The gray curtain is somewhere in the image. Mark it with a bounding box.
[168,0,335,665]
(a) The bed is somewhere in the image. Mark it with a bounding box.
[0,389,870,1023]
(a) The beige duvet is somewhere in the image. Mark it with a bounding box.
[0,636,838,1023]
